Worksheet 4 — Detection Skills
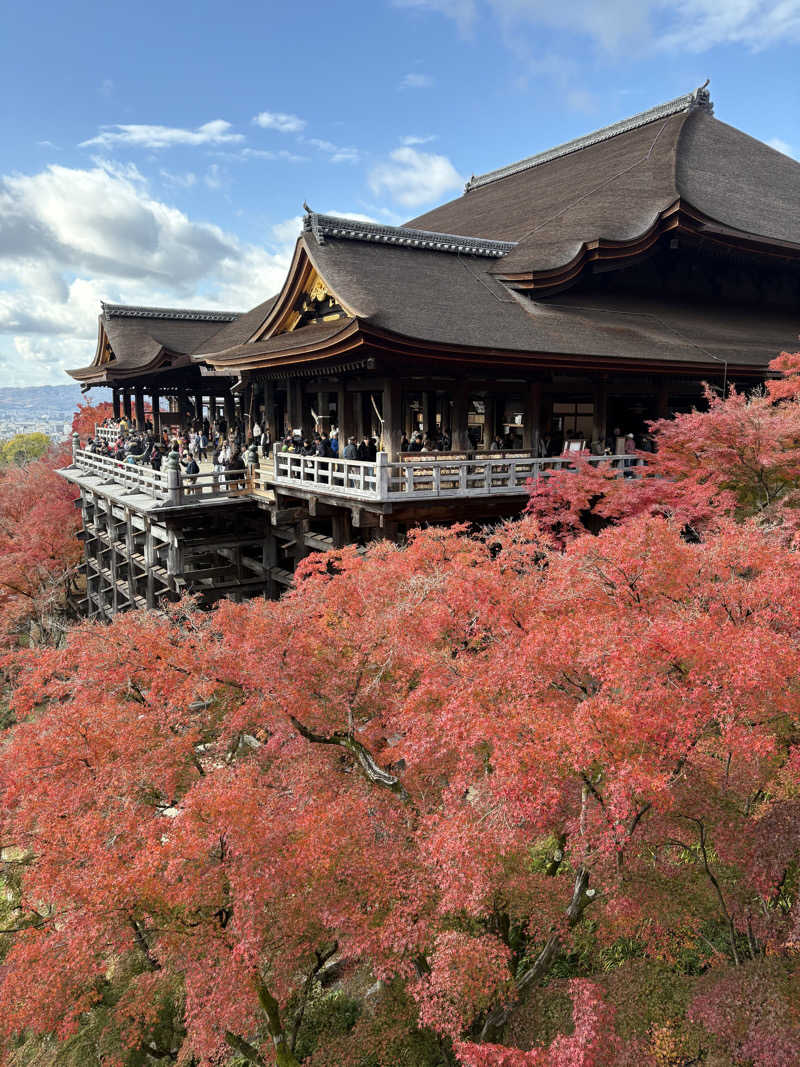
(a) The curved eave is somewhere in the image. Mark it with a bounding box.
[198,319,362,373]
[497,200,800,295]
[194,317,769,380]
[357,323,769,378]
[66,346,200,384]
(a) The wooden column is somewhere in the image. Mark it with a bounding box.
[423,390,437,437]
[287,379,304,436]
[134,387,146,430]
[112,388,121,420]
[194,393,204,422]
[263,381,277,444]
[657,379,670,419]
[224,391,235,428]
[382,379,403,458]
[484,394,496,450]
[177,387,188,427]
[451,380,470,452]
[592,378,608,453]
[337,380,354,450]
[151,387,161,435]
[522,381,542,453]
[122,389,132,421]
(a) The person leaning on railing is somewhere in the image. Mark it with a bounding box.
[226,448,246,492]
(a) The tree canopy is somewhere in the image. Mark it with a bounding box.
[1,361,800,1065]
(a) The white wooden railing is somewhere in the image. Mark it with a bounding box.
[272,445,639,502]
[94,423,120,445]
[73,438,642,508]
[74,448,167,498]
[72,445,251,506]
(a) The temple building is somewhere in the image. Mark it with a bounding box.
[62,86,800,616]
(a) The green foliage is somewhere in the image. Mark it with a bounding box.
[8,958,185,1066]
[294,989,361,1060]
[0,434,50,468]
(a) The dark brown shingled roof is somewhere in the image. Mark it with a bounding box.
[407,92,800,280]
[302,234,796,370]
[69,302,255,383]
[197,321,353,368]
[191,295,279,355]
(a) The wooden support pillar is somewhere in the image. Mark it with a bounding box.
[657,379,670,420]
[592,378,608,453]
[167,531,184,595]
[382,378,403,458]
[331,510,351,549]
[451,380,470,452]
[484,394,496,450]
[134,387,146,431]
[194,394,204,422]
[423,390,436,437]
[262,520,277,599]
[223,391,235,429]
[287,379,304,437]
[337,381,354,451]
[151,387,161,435]
[125,509,136,607]
[122,389,132,421]
[522,381,542,454]
[112,388,121,420]
[177,388,189,427]
[263,381,278,444]
[145,520,156,609]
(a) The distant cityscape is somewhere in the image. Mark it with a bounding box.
[0,384,105,441]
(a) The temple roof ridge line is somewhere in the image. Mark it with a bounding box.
[101,302,240,323]
[464,83,714,193]
[303,211,517,258]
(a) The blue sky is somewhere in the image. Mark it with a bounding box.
[1,0,798,385]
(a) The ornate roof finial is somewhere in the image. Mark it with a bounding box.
[692,80,713,113]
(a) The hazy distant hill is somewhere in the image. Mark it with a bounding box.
[0,384,114,439]
[0,384,86,422]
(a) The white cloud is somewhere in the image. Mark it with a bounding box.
[204,163,224,190]
[402,134,437,145]
[252,111,307,133]
[399,73,435,89]
[369,147,463,207]
[306,138,361,164]
[658,0,800,51]
[393,0,477,34]
[80,119,244,150]
[0,160,293,384]
[239,147,310,163]
[394,0,800,52]
[767,137,797,159]
[160,169,197,188]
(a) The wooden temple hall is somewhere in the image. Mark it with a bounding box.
[61,85,800,616]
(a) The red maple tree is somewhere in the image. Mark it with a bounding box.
[72,398,115,440]
[2,361,800,1063]
[0,457,80,649]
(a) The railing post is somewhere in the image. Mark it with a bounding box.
[245,442,259,493]
[72,431,80,461]
[375,451,389,501]
[165,450,182,505]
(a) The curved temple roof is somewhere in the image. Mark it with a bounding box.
[408,85,800,285]
[78,88,800,384]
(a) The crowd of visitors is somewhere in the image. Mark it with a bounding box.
[85,411,273,488]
